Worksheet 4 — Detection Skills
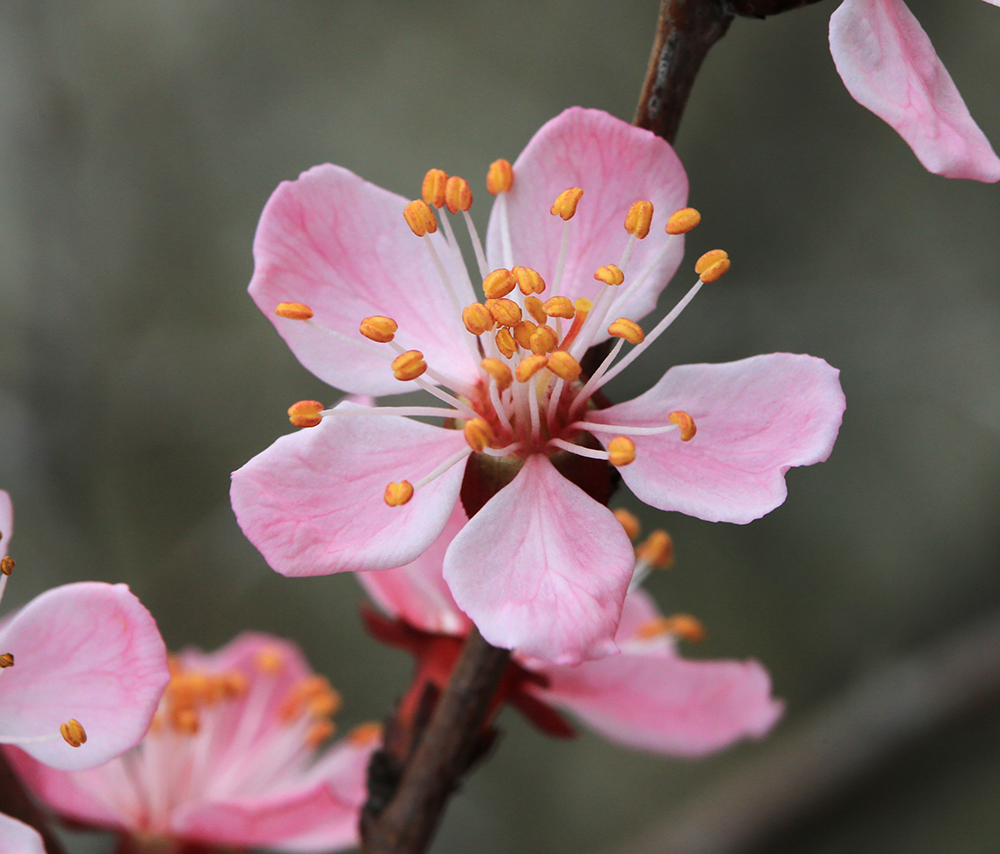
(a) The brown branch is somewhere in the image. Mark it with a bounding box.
[360,628,512,854]
[0,749,68,854]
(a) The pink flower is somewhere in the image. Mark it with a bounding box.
[829,0,1000,181]
[360,507,782,756]
[231,106,845,665]
[0,814,44,854]
[0,491,169,772]
[8,632,380,853]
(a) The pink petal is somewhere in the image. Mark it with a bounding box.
[0,490,12,559]
[589,354,845,524]
[0,814,45,854]
[486,107,688,325]
[829,0,1000,182]
[231,415,468,575]
[358,503,472,635]
[0,582,168,771]
[443,455,634,665]
[250,164,481,396]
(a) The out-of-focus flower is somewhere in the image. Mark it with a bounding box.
[8,632,379,854]
[829,0,1000,181]
[0,814,44,854]
[361,507,783,756]
[231,106,845,665]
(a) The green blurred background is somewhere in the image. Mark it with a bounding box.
[1,1,998,852]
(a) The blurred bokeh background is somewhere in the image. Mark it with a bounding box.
[1,1,998,852]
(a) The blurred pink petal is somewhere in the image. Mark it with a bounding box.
[0,814,45,854]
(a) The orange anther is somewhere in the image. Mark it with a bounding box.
[462,303,494,336]
[494,328,517,359]
[668,411,697,441]
[392,350,427,381]
[403,199,438,237]
[613,508,641,541]
[594,264,625,286]
[0,557,12,576]
[636,530,674,568]
[529,324,558,355]
[608,317,645,345]
[59,719,87,748]
[255,647,285,674]
[542,296,575,319]
[349,721,384,746]
[483,268,516,300]
[547,351,582,382]
[624,200,654,239]
[481,358,513,391]
[422,169,448,208]
[306,719,336,748]
[523,297,547,325]
[694,249,728,275]
[699,256,731,283]
[486,159,513,194]
[0,653,13,668]
[219,671,248,699]
[512,265,545,295]
[488,298,522,328]
[171,707,200,735]
[512,320,537,350]
[515,354,549,383]
[666,207,701,235]
[559,298,593,352]
[636,614,703,642]
[607,436,636,467]
[464,418,495,452]
[359,315,398,343]
[384,481,414,507]
[275,302,314,321]
[550,187,584,220]
[444,176,473,214]
[287,400,324,429]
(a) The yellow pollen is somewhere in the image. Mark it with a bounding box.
[359,315,398,343]
[608,317,645,345]
[529,324,558,355]
[607,436,636,467]
[636,530,674,568]
[624,200,654,239]
[594,264,625,286]
[550,187,584,221]
[486,159,514,194]
[547,351,582,382]
[307,719,336,748]
[513,320,537,350]
[391,350,428,381]
[700,256,731,283]
[668,411,697,441]
[483,268,516,300]
[515,354,549,383]
[694,249,728,275]
[559,298,592,352]
[255,646,285,674]
[350,721,384,746]
[488,298,522,328]
[444,176,473,214]
[462,303,494,336]
[60,719,87,748]
[464,418,495,452]
[666,207,702,235]
[613,508,641,541]
[523,296,547,325]
[275,302,314,321]
[384,481,414,507]
[0,653,13,668]
[494,328,517,359]
[287,400,324,429]
[421,168,448,208]
[0,556,13,576]
[512,265,545,295]
[480,357,513,391]
[403,199,438,237]
[542,296,575,319]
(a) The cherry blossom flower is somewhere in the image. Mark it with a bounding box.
[8,632,380,853]
[360,506,782,755]
[0,814,44,854]
[829,0,1000,181]
[231,106,845,665]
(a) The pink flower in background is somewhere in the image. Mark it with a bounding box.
[8,632,379,853]
[0,814,44,854]
[231,106,845,666]
[361,507,782,756]
[829,0,1000,181]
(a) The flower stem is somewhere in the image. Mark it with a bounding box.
[0,749,68,854]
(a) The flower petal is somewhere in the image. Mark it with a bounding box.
[0,582,168,771]
[0,490,12,559]
[486,107,688,325]
[250,163,481,396]
[443,455,633,665]
[589,354,845,524]
[358,503,473,636]
[0,814,45,854]
[829,0,1000,182]
[231,415,468,575]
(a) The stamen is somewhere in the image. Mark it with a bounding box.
[461,211,489,280]
[638,614,705,643]
[421,169,448,209]
[542,296,574,319]
[607,436,636,467]
[384,481,414,507]
[359,315,398,343]
[547,439,610,460]
[699,254,731,283]
[287,400,324,429]
[668,411,697,441]
[574,421,678,436]
[60,719,87,748]
[495,328,517,358]
[636,530,675,568]
[320,404,463,420]
[255,647,285,674]
[550,188,584,221]
[350,721,384,746]
[391,350,428,381]
[444,176,473,214]
[480,357,513,391]
[411,446,474,491]
[613,508,641,541]
[0,556,12,576]
[275,302,314,321]
[515,355,549,383]
[513,320,537,350]
[694,249,728,275]
[307,719,335,748]
[488,299,522,328]
[403,200,438,237]
[0,653,13,668]
[529,325,558,355]
[594,264,625,286]
[666,207,701,235]
[483,269,516,300]
[524,296,547,325]
[512,266,545,296]
[558,298,592,352]
[464,418,495,452]
[608,317,644,344]
[486,159,513,195]
[547,351,582,383]
[462,303,494,336]
[624,200,654,239]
